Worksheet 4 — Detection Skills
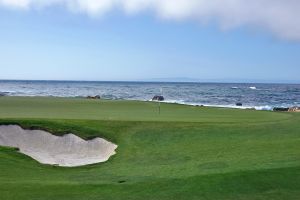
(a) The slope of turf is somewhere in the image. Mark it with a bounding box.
[0,96,291,122]
[0,97,299,199]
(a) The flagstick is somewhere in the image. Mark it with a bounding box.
[159,101,161,115]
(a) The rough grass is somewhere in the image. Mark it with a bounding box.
[0,97,299,199]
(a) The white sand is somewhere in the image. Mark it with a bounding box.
[0,125,117,167]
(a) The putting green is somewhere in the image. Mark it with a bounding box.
[0,96,291,122]
[0,97,299,200]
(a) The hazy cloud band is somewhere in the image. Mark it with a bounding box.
[1,0,299,41]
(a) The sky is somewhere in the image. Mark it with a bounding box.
[0,0,300,83]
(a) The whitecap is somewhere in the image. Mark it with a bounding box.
[254,105,273,111]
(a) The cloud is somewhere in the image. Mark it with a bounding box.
[1,0,300,41]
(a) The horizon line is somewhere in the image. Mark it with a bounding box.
[0,78,299,85]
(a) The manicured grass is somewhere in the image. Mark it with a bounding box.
[0,96,291,122]
[0,97,299,199]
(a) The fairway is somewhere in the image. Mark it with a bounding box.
[0,97,300,200]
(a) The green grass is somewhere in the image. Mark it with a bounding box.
[0,96,299,199]
[0,96,291,122]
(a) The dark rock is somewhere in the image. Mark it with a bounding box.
[273,107,289,112]
[0,92,6,97]
[152,95,164,101]
[86,95,101,99]
[236,102,243,106]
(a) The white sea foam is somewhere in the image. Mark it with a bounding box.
[152,99,274,111]
[162,99,186,104]
[254,105,273,111]
[0,90,17,94]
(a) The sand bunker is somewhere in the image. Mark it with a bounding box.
[0,125,117,167]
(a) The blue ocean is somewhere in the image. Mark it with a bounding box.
[0,80,299,110]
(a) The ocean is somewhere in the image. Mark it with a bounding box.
[0,80,299,110]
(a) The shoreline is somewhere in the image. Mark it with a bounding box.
[1,95,298,112]
[1,81,299,112]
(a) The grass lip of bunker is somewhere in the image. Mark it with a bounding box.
[0,125,117,167]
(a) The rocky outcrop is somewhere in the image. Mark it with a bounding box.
[273,106,300,112]
[152,95,164,101]
[87,95,101,99]
[288,106,300,112]
[0,92,7,97]
[273,107,289,112]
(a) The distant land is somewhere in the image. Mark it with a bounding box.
[0,78,299,84]
[139,77,300,84]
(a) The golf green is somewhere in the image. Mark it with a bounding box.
[0,97,299,200]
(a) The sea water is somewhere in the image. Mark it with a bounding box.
[0,80,299,110]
